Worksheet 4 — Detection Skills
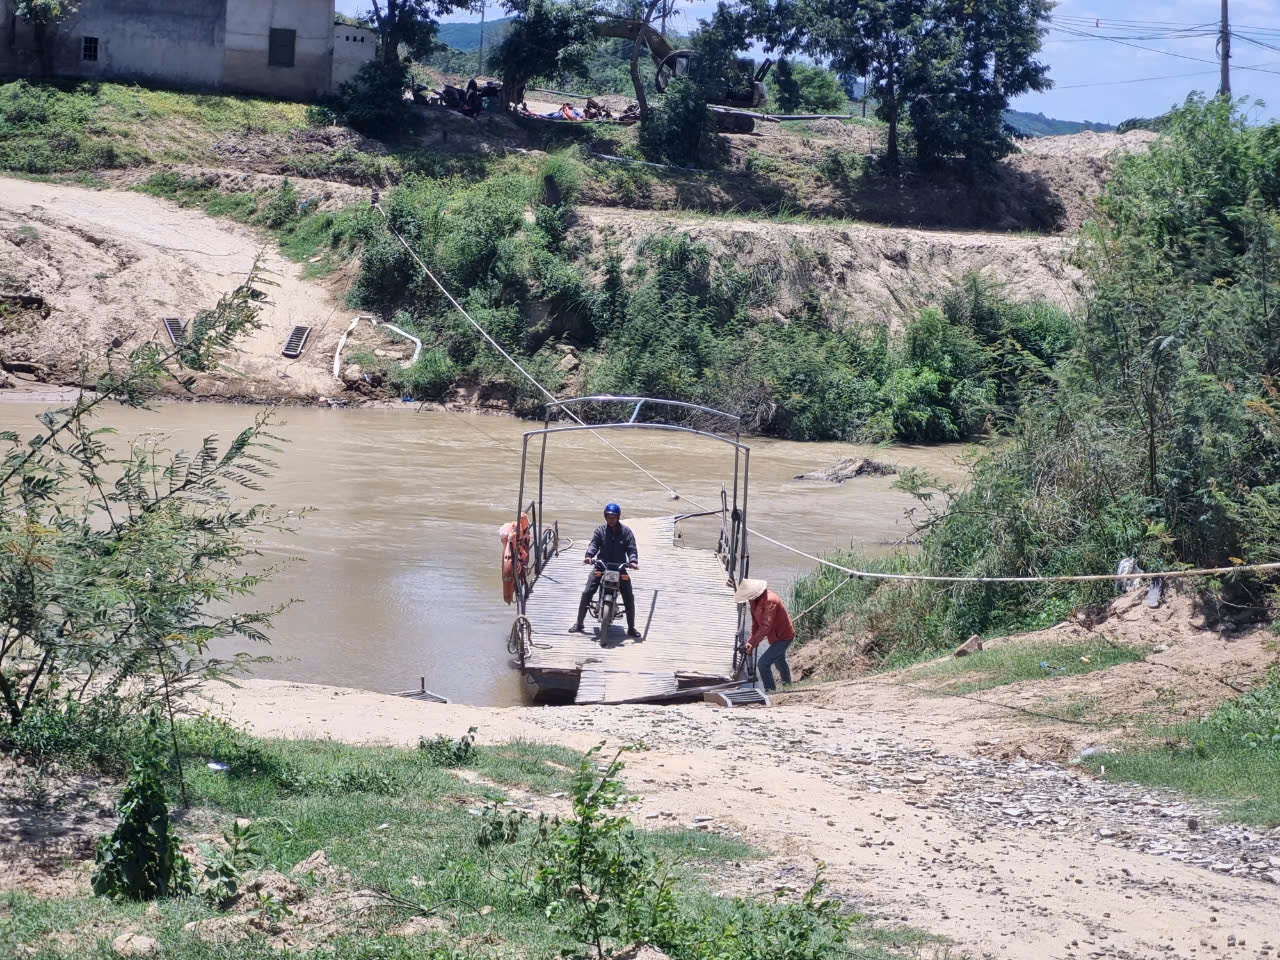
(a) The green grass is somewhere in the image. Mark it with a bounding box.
[134,172,371,277]
[5,718,875,959]
[0,79,309,174]
[1082,671,1280,826]
[908,638,1149,695]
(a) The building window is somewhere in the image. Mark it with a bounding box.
[82,36,99,62]
[268,28,296,68]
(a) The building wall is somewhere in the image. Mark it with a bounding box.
[331,24,375,89]
[0,0,349,99]
[0,0,228,87]
[223,0,335,100]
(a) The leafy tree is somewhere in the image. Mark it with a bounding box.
[0,266,289,741]
[750,0,932,168]
[769,59,850,114]
[745,0,1051,168]
[492,0,602,105]
[12,0,79,73]
[366,0,467,65]
[936,0,1053,165]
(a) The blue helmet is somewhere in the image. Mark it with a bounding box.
[604,502,622,518]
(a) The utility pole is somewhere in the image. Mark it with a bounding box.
[477,1,486,78]
[1219,0,1231,97]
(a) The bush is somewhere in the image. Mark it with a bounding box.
[91,712,194,901]
[417,726,478,766]
[770,60,851,115]
[0,80,140,173]
[259,177,299,229]
[0,696,133,770]
[317,60,419,140]
[638,78,724,168]
[797,98,1280,668]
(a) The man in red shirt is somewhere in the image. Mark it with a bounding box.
[735,579,795,692]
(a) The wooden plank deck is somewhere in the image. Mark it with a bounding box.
[522,516,741,703]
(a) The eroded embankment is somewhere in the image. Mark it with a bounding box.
[0,177,1083,400]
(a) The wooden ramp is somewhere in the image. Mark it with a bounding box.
[522,516,741,703]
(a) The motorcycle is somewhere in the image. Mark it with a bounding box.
[589,558,633,639]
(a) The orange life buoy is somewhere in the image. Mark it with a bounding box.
[499,513,532,604]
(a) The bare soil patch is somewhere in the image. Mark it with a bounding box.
[211,663,1280,960]
[0,177,347,399]
[576,205,1081,327]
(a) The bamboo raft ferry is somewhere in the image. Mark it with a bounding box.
[502,397,757,705]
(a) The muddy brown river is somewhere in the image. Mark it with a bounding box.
[0,399,966,704]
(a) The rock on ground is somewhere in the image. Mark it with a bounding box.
[111,934,161,957]
[613,947,674,960]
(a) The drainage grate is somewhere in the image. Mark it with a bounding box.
[282,325,311,358]
[395,677,449,703]
[162,318,186,345]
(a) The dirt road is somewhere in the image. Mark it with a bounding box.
[0,178,343,398]
[217,677,1280,960]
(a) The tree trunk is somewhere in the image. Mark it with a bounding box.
[33,20,51,76]
[630,32,648,121]
[884,77,898,168]
[630,0,662,122]
[372,0,399,65]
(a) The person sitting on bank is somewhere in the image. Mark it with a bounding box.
[735,578,795,692]
[570,502,641,638]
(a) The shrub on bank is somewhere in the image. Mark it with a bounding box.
[793,96,1280,670]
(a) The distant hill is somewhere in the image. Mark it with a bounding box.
[1005,110,1116,137]
[435,17,515,51]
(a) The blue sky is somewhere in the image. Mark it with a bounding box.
[336,1,1280,125]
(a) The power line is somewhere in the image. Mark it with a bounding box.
[1054,68,1220,90]
[1052,58,1280,90]
[1046,23,1280,78]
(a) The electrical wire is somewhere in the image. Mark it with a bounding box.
[370,200,1280,590]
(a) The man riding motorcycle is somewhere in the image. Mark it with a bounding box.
[569,502,641,638]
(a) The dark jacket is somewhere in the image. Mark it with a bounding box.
[585,522,638,565]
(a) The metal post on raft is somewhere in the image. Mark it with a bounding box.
[535,431,549,578]
[729,445,740,578]
[515,434,531,614]
[739,448,750,582]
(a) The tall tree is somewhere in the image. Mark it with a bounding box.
[12,0,80,74]
[743,0,1051,168]
[367,0,467,65]
[747,0,933,168]
[492,0,601,105]
[944,0,1053,165]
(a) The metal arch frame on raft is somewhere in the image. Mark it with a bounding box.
[535,396,748,595]
[511,410,753,634]
[545,396,743,439]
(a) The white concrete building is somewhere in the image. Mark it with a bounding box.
[0,0,376,100]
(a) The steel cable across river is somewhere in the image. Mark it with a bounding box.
[0,398,966,705]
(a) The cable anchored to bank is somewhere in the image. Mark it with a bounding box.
[371,198,1280,590]
[748,527,1280,585]
[372,201,689,504]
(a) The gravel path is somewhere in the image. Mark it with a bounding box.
[220,679,1280,960]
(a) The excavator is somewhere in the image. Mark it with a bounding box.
[589,18,773,133]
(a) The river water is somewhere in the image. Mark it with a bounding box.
[0,399,966,705]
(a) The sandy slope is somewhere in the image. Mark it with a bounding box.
[0,178,345,398]
[577,205,1082,329]
[213,670,1280,960]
